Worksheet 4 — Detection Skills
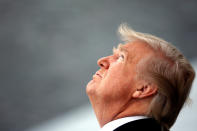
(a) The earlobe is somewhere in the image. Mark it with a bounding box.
[132,83,158,99]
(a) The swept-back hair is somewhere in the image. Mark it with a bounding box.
[118,23,195,130]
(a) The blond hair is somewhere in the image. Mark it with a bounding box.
[118,23,195,130]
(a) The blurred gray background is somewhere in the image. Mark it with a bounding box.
[0,0,197,131]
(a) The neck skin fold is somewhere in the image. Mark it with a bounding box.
[93,97,153,127]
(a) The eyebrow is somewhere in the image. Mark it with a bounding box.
[113,44,129,54]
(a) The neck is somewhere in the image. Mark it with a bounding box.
[96,98,152,127]
[113,99,150,120]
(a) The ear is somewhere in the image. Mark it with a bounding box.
[132,82,158,99]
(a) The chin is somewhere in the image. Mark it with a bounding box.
[86,80,97,95]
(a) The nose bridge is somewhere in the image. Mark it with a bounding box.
[97,56,110,69]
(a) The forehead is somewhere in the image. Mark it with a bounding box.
[124,41,154,52]
[121,41,155,61]
[114,44,128,53]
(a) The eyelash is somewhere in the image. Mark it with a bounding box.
[116,54,124,61]
[119,54,124,59]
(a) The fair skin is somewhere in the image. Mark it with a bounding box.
[86,41,158,127]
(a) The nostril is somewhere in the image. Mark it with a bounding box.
[100,63,104,67]
[100,62,109,69]
[97,56,109,69]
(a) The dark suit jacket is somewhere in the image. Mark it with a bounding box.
[114,118,164,131]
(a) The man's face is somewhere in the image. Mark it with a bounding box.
[86,41,154,113]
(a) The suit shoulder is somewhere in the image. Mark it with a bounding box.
[114,118,162,131]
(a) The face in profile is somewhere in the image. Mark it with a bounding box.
[86,43,134,100]
[86,42,154,112]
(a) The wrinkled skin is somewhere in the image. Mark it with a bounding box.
[86,41,157,127]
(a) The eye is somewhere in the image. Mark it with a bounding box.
[117,54,124,62]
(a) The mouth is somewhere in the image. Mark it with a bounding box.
[96,73,102,78]
[93,72,102,79]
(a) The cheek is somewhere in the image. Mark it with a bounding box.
[107,62,132,83]
[101,73,133,99]
[108,62,125,76]
[99,80,132,103]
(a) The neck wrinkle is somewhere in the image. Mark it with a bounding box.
[111,98,133,122]
[113,98,151,121]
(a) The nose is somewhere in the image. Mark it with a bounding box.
[97,56,110,69]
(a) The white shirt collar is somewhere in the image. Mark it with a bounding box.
[100,116,148,131]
